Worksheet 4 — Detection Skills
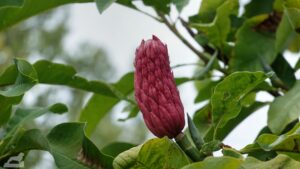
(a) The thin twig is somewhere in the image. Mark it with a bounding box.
[157,12,209,64]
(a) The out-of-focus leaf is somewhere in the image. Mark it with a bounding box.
[277,152,300,161]
[194,79,219,103]
[243,0,274,18]
[132,137,191,169]
[102,142,136,158]
[142,0,171,14]
[172,0,189,12]
[0,123,113,169]
[79,72,134,136]
[268,81,300,134]
[181,156,242,169]
[275,12,295,53]
[288,34,300,52]
[211,72,268,138]
[242,155,300,169]
[271,54,296,88]
[230,15,277,71]
[0,0,93,31]
[79,94,118,136]
[0,0,24,8]
[191,0,239,49]
[193,104,212,138]
[119,104,139,121]
[95,0,116,13]
[285,8,300,33]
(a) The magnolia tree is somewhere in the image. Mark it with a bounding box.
[0,0,300,169]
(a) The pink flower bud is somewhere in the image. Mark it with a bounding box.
[134,35,185,138]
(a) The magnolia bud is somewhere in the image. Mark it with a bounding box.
[134,35,185,138]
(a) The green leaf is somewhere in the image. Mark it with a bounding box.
[275,13,294,53]
[193,104,212,138]
[194,80,219,103]
[0,0,93,31]
[285,7,300,33]
[230,15,277,71]
[243,0,275,18]
[268,81,300,134]
[204,102,266,141]
[0,58,37,97]
[0,0,24,8]
[181,156,242,169]
[172,0,189,12]
[102,142,135,158]
[242,155,300,169]
[79,94,119,136]
[211,72,268,138]
[142,0,171,13]
[0,96,22,126]
[271,54,296,88]
[222,147,243,159]
[3,103,68,139]
[191,0,239,49]
[288,34,300,53]
[95,0,116,13]
[191,0,224,23]
[113,145,142,169]
[33,60,117,98]
[132,137,191,169]
[0,123,113,169]
[79,72,134,136]
[0,104,68,156]
[257,123,300,152]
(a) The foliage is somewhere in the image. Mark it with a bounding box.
[0,0,300,168]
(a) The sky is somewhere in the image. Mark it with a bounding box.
[64,0,300,151]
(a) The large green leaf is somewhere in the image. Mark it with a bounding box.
[0,60,132,99]
[211,72,268,138]
[181,156,242,169]
[0,0,94,31]
[230,15,277,71]
[0,0,24,8]
[132,137,191,169]
[268,81,300,134]
[0,123,113,169]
